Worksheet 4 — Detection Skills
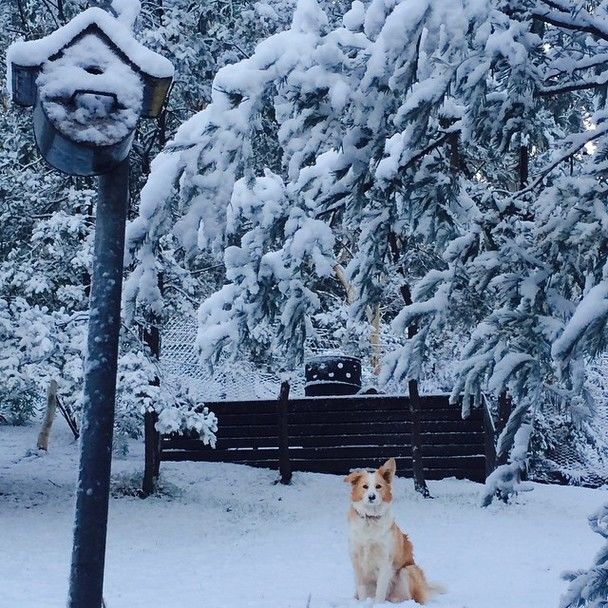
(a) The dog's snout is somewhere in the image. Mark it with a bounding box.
[368,492,376,502]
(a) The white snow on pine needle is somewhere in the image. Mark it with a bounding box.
[552,280,608,367]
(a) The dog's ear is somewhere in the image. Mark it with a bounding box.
[379,458,396,483]
[344,470,364,485]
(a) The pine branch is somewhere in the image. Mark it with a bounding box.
[401,132,455,173]
[544,54,608,81]
[538,76,608,96]
[534,0,608,43]
[497,121,608,199]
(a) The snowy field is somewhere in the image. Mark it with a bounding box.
[1,422,606,608]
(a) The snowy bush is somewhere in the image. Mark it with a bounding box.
[156,400,218,448]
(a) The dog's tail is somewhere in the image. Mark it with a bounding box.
[405,565,446,605]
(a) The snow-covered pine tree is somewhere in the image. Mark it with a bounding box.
[1,0,305,442]
[395,0,608,505]
[125,0,352,370]
[560,502,608,608]
[126,0,501,493]
[126,0,608,509]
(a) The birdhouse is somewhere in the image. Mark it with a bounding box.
[6,7,174,175]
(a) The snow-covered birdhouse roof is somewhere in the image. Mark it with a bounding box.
[7,7,174,118]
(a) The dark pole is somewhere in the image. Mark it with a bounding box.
[68,159,129,608]
[277,381,292,485]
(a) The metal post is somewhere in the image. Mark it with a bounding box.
[68,159,129,608]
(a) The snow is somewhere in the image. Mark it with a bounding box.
[552,280,608,367]
[155,404,218,445]
[343,1,365,31]
[1,422,606,608]
[111,0,141,29]
[487,352,535,393]
[37,35,143,146]
[6,7,173,78]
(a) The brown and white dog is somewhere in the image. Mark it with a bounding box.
[345,458,441,604]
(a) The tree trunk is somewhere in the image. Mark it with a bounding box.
[387,231,431,498]
[37,379,58,451]
[400,284,431,498]
[519,145,529,189]
[142,317,161,497]
[496,391,513,466]
[369,306,382,376]
[142,274,163,497]
[334,263,356,305]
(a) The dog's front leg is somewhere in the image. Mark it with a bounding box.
[350,552,369,600]
[374,563,392,604]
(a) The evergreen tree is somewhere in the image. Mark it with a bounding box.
[560,502,608,608]
[127,0,608,508]
[0,0,300,443]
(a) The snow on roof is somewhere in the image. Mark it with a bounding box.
[6,7,173,79]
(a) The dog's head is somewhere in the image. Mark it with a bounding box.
[344,458,396,517]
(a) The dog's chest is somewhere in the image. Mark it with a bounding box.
[349,517,393,577]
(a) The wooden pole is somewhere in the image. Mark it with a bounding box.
[407,378,430,498]
[277,381,292,485]
[482,398,497,477]
[143,409,161,496]
[37,379,58,451]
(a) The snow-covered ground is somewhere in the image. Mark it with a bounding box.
[1,422,605,608]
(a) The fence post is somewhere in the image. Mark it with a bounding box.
[482,397,497,477]
[277,381,292,485]
[142,411,161,496]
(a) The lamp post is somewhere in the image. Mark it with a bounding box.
[7,6,173,607]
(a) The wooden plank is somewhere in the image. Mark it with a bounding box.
[213,408,481,426]
[162,448,280,463]
[285,446,484,459]
[215,424,277,439]
[164,437,483,458]
[293,460,486,481]
[206,432,485,450]
[287,420,482,435]
[289,455,486,471]
[162,437,274,450]
[161,447,484,467]
[159,453,486,482]
[287,431,485,448]
[200,395,469,414]
[288,397,447,413]
[203,401,277,415]
[192,418,482,440]
[161,450,276,463]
